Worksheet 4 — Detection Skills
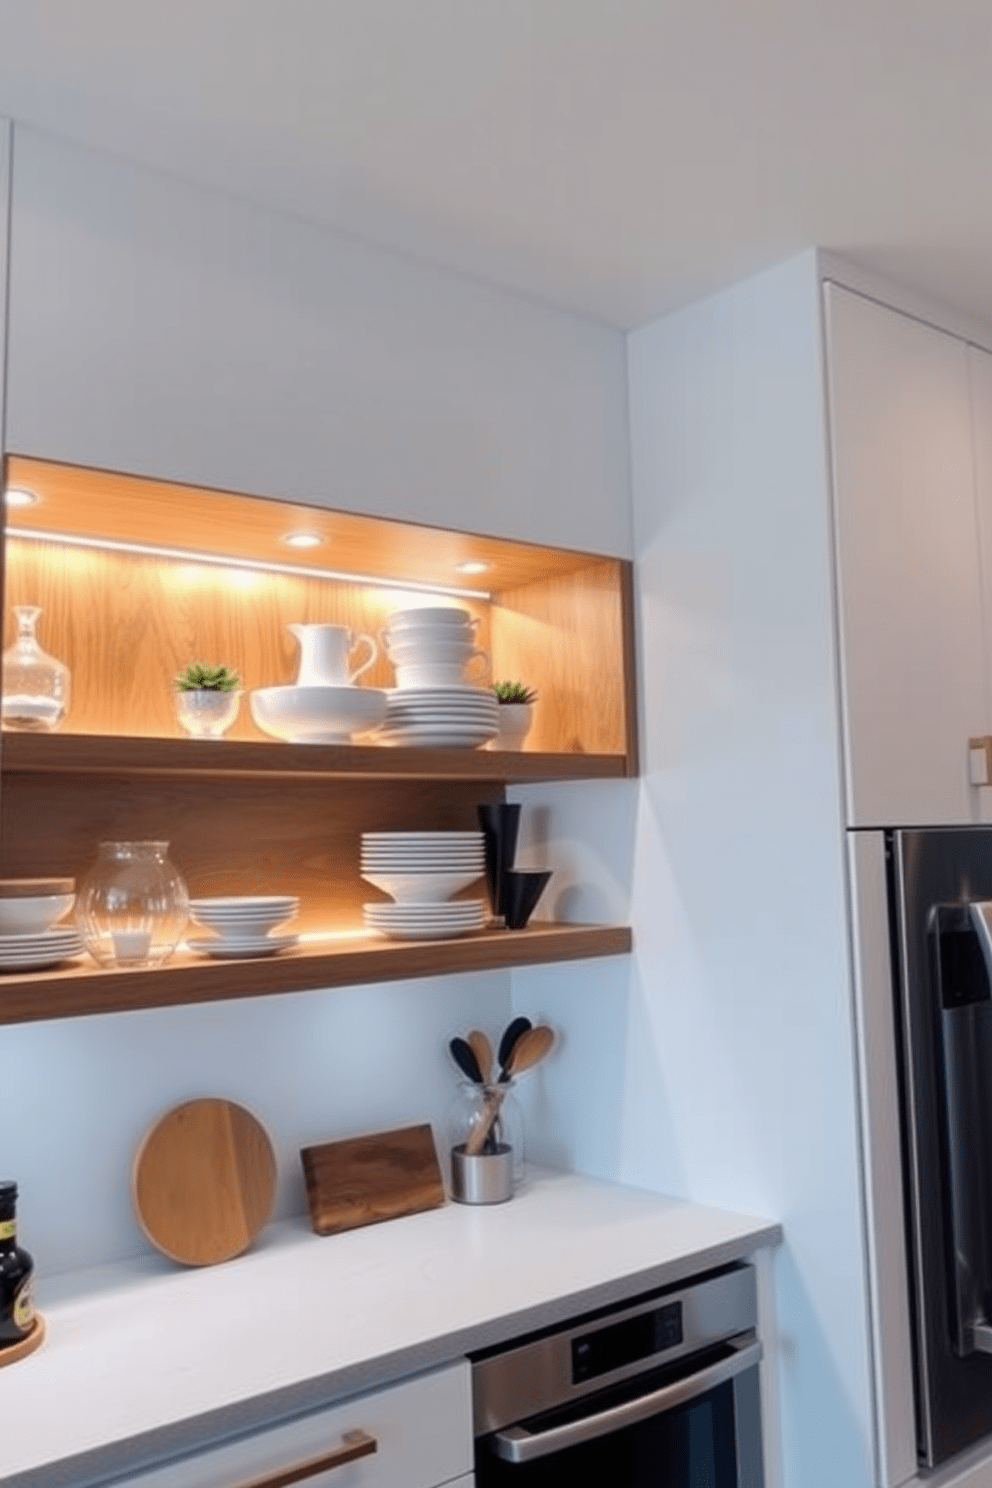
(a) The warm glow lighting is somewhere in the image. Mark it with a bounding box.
[7,527,492,599]
[282,531,323,549]
[455,560,490,575]
[4,488,38,508]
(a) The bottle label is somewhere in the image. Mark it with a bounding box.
[12,1277,33,1333]
[0,1220,14,1242]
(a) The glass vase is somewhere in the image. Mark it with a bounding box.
[75,842,190,969]
[1,605,70,732]
[445,1079,524,1203]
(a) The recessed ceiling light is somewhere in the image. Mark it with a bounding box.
[282,531,323,549]
[455,560,490,575]
[4,488,38,508]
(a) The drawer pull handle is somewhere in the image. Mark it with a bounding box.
[234,1429,377,1488]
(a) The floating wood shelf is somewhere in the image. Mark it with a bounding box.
[0,732,631,783]
[0,455,638,1027]
[0,923,633,1025]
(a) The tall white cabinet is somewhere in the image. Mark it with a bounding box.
[824,283,992,827]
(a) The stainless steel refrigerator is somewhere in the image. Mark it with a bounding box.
[888,826,992,1466]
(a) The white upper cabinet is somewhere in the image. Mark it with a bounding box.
[824,282,990,826]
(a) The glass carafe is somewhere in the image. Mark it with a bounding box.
[1,606,70,732]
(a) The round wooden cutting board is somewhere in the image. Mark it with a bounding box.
[132,1098,277,1267]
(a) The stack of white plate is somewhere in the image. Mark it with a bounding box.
[0,926,84,972]
[187,896,301,959]
[378,688,499,749]
[361,831,487,939]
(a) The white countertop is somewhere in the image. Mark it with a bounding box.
[0,1169,781,1488]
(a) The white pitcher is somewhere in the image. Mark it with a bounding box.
[288,624,377,686]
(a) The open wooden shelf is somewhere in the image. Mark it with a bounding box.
[0,732,631,783]
[0,455,638,1026]
[0,923,633,1025]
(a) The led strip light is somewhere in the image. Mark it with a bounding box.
[7,526,492,601]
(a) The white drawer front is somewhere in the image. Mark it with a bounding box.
[113,1362,473,1488]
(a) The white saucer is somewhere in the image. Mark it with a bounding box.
[187,934,300,959]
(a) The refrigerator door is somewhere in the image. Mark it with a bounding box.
[891,827,992,1466]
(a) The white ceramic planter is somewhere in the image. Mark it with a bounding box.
[490,703,533,751]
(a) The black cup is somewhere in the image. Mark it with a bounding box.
[477,803,522,918]
[502,869,552,930]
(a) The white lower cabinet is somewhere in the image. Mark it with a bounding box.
[110,1361,473,1488]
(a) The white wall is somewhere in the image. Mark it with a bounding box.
[0,123,632,1274]
[621,253,872,1488]
[5,124,631,557]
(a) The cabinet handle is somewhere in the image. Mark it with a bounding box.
[232,1429,377,1488]
[970,736,992,787]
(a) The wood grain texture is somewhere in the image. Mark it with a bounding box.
[0,732,627,782]
[5,454,603,592]
[2,455,633,764]
[0,924,633,1025]
[132,1098,277,1267]
[0,773,502,932]
[489,559,632,758]
[301,1124,445,1236]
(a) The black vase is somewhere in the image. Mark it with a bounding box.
[502,869,552,930]
[477,803,522,919]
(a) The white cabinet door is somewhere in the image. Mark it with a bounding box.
[824,281,989,826]
[107,1361,473,1488]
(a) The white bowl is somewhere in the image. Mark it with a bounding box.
[0,893,75,936]
[250,686,388,744]
[385,607,476,633]
[361,870,483,903]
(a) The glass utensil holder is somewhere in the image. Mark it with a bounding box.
[75,842,190,969]
[1,606,70,732]
[446,1079,524,1203]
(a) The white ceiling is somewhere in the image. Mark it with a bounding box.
[1,0,991,330]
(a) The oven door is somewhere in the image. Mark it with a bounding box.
[475,1335,764,1488]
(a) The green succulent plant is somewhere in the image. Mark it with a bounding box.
[492,680,537,706]
[174,662,242,693]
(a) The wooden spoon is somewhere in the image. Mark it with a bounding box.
[465,1024,556,1156]
[504,1023,554,1077]
[466,1029,493,1085]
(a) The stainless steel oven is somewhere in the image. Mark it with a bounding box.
[471,1264,764,1487]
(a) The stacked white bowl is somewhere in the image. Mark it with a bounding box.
[380,607,499,748]
[0,877,82,971]
[361,832,487,939]
[187,895,301,958]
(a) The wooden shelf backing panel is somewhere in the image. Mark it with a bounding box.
[4,455,607,594]
[3,537,489,737]
[0,732,629,781]
[0,924,633,1025]
[0,774,504,934]
[491,559,636,766]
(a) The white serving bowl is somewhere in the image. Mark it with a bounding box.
[250,685,388,745]
[189,895,299,939]
[361,870,483,904]
[0,893,75,936]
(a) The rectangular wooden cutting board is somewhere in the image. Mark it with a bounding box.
[300,1123,445,1236]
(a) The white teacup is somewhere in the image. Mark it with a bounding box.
[386,636,486,664]
[393,658,490,688]
[385,606,476,633]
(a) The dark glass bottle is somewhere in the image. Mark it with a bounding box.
[0,1182,34,1348]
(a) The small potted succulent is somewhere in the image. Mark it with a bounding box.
[173,663,242,739]
[490,680,537,752]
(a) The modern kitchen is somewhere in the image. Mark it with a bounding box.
[2,10,992,1488]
